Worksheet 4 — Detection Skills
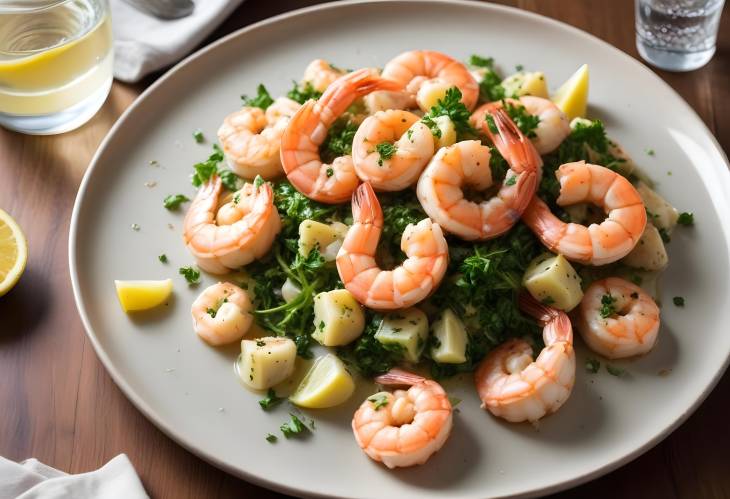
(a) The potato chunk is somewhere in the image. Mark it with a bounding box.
[298,220,348,260]
[374,308,429,363]
[431,116,457,149]
[312,289,365,346]
[430,309,467,364]
[623,224,668,271]
[502,71,548,98]
[523,253,583,311]
[416,80,451,112]
[637,182,679,232]
[238,337,296,390]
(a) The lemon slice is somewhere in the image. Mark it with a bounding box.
[289,354,355,409]
[551,64,589,121]
[115,279,173,312]
[0,209,28,297]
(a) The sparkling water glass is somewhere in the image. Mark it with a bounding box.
[0,0,113,135]
[636,0,725,71]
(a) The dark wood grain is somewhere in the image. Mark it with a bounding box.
[1,1,728,498]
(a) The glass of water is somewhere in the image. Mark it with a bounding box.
[636,0,725,71]
[0,0,113,135]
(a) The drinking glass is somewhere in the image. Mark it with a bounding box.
[635,0,725,71]
[0,0,113,135]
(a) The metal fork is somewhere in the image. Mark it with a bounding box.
[122,0,195,20]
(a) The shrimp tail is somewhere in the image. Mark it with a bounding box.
[374,368,426,386]
[518,292,560,323]
[352,182,383,227]
[485,108,543,173]
[519,292,573,345]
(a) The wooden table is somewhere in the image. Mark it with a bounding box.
[1,1,728,497]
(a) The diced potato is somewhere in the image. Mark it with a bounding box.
[622,224,668,271]
[238,337,296,390]
[416,80,451,112]
[551,64,589,121]
[374,308,429,363]
[299,220,347,256]
[312,289,365,346]
[432,116,457,148]
[637,182,679,232]
[430,309,468,364]
[281,278,301,303]
[502,71,548,98]
[523,253,583,311]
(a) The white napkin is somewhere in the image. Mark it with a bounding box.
[110,0,245,83]
[0,454,148,499]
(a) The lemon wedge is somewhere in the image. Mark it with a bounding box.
[551,64,589,121]
[0,209,28,297]
[289,354,355,409]
[115,279,173,312]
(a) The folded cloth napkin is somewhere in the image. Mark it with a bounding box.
[0,454,148,499]
[110,0,245,83]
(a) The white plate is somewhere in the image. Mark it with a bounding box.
[69,1,730,497]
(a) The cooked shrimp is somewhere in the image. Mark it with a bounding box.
[366,50,479,113]
[301,59,346,92]
[280,68,401,204]
[336,182,448,310]
[352,369,452,468]
[352,110,434,191]
[475,293,575,423]
[217,98,301,180]
[417,108,541,240]
[577,277,660,359]
[183,177,281,274]
[521,161,647,265]
[472,96,570,155]
[191,282,253,346]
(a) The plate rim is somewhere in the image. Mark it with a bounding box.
[68,1,730,497]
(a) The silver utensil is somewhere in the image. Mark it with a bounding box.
[122,0,195,20]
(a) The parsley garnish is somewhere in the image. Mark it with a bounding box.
[163,193,189,210]
[259,388,283,411]
[673,296,685,307]
[503,100,540,138]
[421,87,476,140]
[375,142,397,166]
[280,414,309,438]
[658,228,671,243]
[606,364,626,377]
[585,358,601,373]
[505,175,517,186]
[677,212,694,226]
[368,393,389,410]
[599,293,617,318]
[469,54,505,102]
[326,167,334,177]
[158,254,168,263]
[206,307,217,318]
[179,266,201,285]
[265,433,278,443]
[320,118,358,163]
[193,129,205,143]
[191,144,240,191]
[253,175,265,189]
[287,80,322,104]
[241,84,274,110]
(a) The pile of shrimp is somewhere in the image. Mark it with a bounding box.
[181,50,665,469]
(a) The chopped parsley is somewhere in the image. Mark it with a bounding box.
[259,388,284,411]
[673,296,685,307]
[375,141,397,166]
[421,87,476,140]
[254,175,265,188]
[468,54,505,102]
[265,433,278,443]
[191,144,240,191]
[280,414,309,438]
[368,393,389,410]
[505,175,517,186]
[206,307,217,318]
[606,364,626,377]
[241,83,274,109]
[599,293,617,318]
[163,193,189,210]
[320,118,358,163]
[326,167,334,177]
[503,100,540,138]
[193,129,205,143]
[179,266,201,285]
[287,80,322,104]
[585,358,601,373]
[658,228,671,243]
[158,254,168,263]
[645,148,655,156]
[677,212,694,226]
